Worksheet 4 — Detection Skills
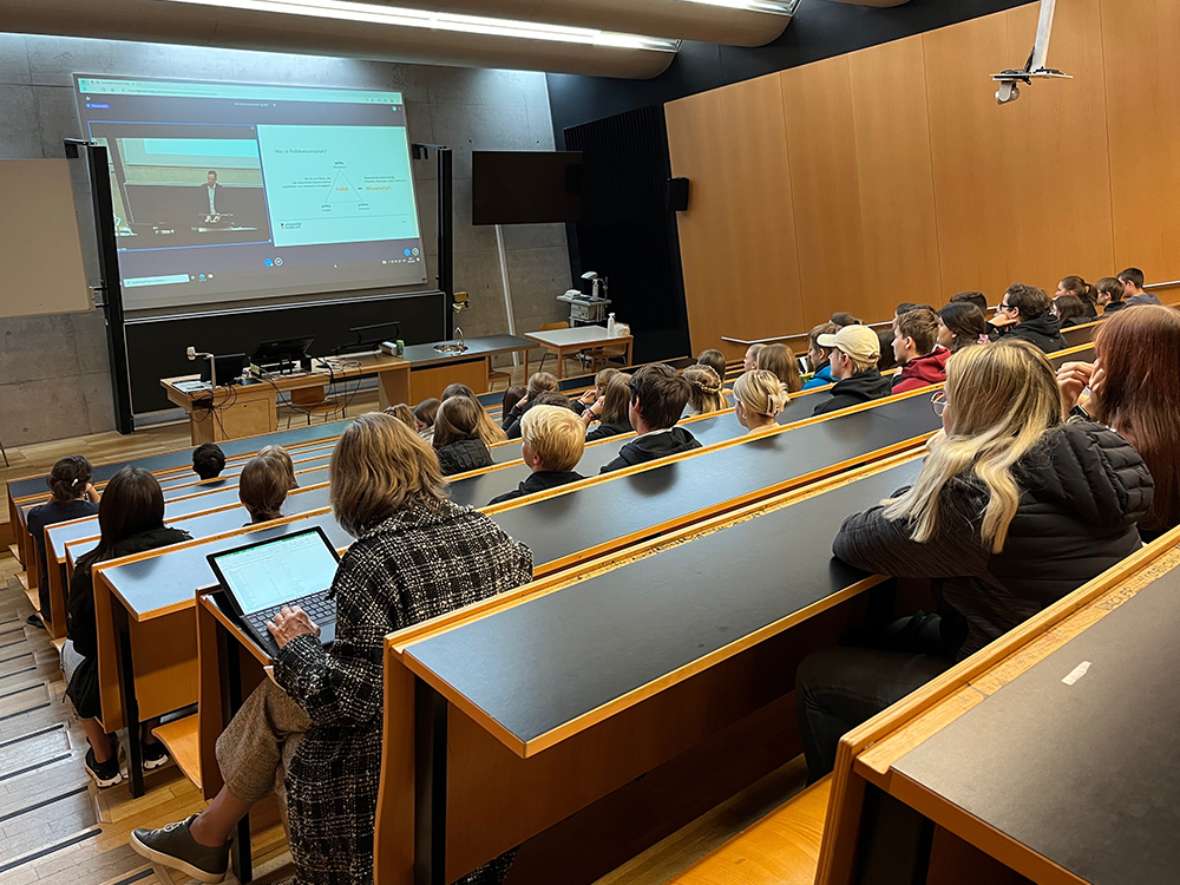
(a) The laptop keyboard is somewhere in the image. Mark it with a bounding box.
[245,590,336,639]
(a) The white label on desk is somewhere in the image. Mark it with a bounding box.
[1061,660,1091,686]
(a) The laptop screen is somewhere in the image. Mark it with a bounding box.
[211,529,339,614]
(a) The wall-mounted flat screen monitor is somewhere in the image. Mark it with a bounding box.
[472,150,584,226]
[73,75,428,311]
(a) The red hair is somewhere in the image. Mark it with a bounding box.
[1093,305,1180,534]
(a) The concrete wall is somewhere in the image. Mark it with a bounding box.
[0,33,570,446]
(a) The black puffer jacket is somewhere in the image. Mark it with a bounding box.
[1004,313,1067,353]
[833,422,1152,659]
[812,370,893,416]
[435,438,492,476]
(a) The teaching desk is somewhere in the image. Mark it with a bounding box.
[373,454,926,884]
[162,353,410,445]
[523,326,634,380]
[401,335,530,403]
[817,530,1180,885]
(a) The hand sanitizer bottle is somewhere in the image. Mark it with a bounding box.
[606,312,616,335]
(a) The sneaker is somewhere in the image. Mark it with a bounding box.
[83,747,123,788]
[26,614,46,630]
[142,740,171,771]
[129,815,230,884]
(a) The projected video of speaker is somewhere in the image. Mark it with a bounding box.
[74,76,428,310]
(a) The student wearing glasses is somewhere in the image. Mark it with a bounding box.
[992,283,1066,353]
[794,341,1152,780]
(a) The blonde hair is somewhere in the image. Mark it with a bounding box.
[440,386,506,446]
[521,404,585,472]
[733,370,788,420]
[682,365,726,414]
[331,412,446,536]
[883,341,1063,553]
[526,371,560,399]
[257,444,297,489]
[594,367,620,393]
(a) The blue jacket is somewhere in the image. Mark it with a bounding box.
[802,364,834,390]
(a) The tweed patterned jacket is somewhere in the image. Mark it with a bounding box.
[274,498,534,884]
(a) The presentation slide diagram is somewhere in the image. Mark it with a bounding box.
[257,125,421,248]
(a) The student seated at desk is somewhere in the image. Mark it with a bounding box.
[891,308,950,393]
[1096,276,1127,314]
[803,322,838,390]
[682,364,726,416]
[413,397,440,443]
[192,443,226,481]
[68,468,192,787]
[696,348,727,382]
[502,372,559,439]
[734,370,788,434]
[574,368,620,416]
[257,444,298,489]
[811,326,892,417]
[489,405,586,505]
[238,456,290,525]
[1055,274,1099,319]
[1052,293,1088,329]
[830,311,862,327]
[583,373,633,441]
[132,413,533,884]
[501,385,526,418]
[742,343,764,372]
[1057,305,1180,543]
[600,364,700,473]
[442,383,507,447]
[382,402,417,429]
[1119,266,1162,306]
[27,456,100,623]
[950,290,988,312]
[795,341,1152,780]
[433,396,494,476]
[937,303,990,354]
[756,342,803,393]
[994,283,1067,353]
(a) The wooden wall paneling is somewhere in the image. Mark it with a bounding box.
[1100,0,1180,281]
[781,57,869,328]
[848,36,943,316]
[666,76,802,357]
[999,0,1115,289]
[923,13,1023,300]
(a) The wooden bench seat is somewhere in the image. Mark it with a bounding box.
[673,778,830,885]
[154,713,202,791]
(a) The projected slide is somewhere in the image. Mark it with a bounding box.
[74,75,428,310]
[257,125,418,247]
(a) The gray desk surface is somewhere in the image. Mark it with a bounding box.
[9,417,353,501]
[156,449,334,491]
[405,458,924,749]
[402,335,530,369]
[894,564,1180,884]
[55,469,331,565]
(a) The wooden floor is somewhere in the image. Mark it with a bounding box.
[0,552,295,884]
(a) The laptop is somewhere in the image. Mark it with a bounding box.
[207,527,341,659]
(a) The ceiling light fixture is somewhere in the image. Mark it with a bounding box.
[157,0,682,52]
[677,0,799,13]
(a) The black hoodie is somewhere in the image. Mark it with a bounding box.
[586,420,631,442]
[1005,313,1067,353]
[600,427,701,473]
[812,370,893,417]
[833,421,1152,658]
[487,470,586,506]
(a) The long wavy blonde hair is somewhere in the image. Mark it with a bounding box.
[883,340,1063,553]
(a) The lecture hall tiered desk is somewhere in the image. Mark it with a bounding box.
[816,526,1180,885]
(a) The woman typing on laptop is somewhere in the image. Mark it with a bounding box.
[131,413,534,884]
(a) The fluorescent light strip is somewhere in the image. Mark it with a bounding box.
[158,0,681,51]
[678,0,798,12]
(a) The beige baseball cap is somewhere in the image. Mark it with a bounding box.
[816,325,880,364]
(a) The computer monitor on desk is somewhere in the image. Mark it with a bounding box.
[199,353,247,385]
[253,337,314,375]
